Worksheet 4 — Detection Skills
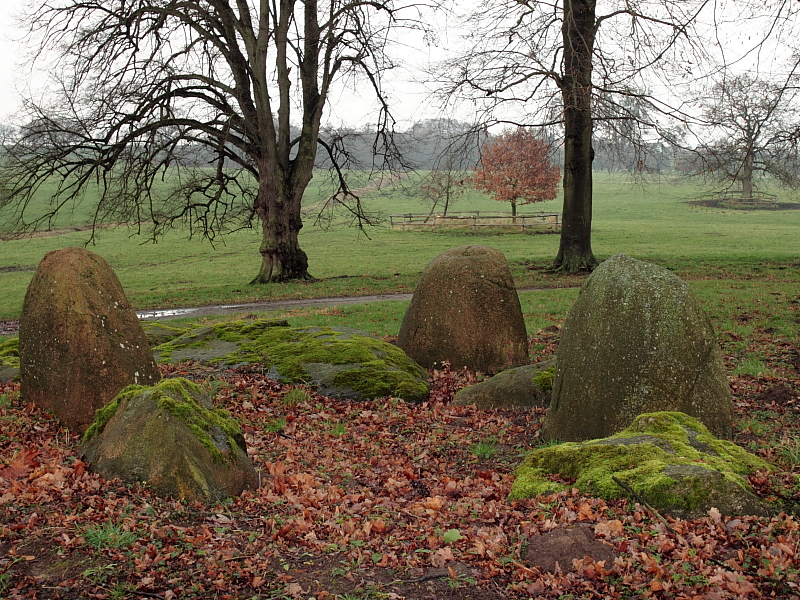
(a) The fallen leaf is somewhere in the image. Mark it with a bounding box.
[594,520,624,538]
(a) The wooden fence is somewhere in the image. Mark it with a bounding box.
[389,211,562,232]
[706,190,779,207]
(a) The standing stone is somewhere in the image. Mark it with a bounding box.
[542,254,733,441]
[397,245,528,371]
[82,378,258,503]
[20,247,160,431]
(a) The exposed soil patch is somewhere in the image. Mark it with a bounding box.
[755,384,798,406]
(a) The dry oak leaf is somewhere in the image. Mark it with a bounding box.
[431,547,455,567]
[594,520,624,538]
[0,447,40,479]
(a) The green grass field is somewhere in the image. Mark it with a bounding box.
[0,172,798,322]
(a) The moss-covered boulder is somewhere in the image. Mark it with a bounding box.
[20,248,161,431]
[543,254,732,441]
[397,245,528,371]
[81,378,257,502]
[0,337,19,383]
[511,412,770,519]
[453,360,555,409]
[140,321,200,347]
[153,319,430,402]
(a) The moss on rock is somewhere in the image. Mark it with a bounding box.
[532,364,556,394]
[83,378,243,463]
[140,321,200,347]
[153,320,429,402]
[0,338,19,368]
[81,378,257,502]
[511,411,771,518]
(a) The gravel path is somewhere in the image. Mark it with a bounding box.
[0,293,415,337]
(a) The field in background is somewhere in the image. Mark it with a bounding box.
[0,172,799,320]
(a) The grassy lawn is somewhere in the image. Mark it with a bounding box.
[1,173,798,320]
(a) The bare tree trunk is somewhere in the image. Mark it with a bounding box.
[552,0,599,273]
[741,151,754,199]
[250,181,312,284]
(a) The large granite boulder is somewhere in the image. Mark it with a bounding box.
[152,319,430,402]
[82,378,257,502]
[397,245,528,371]
[542,254,732,441]
[0,338,19,383]
[511,412,770,519]
[452,360,555,409]
[20,248,160,430]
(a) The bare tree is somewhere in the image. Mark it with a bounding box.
[419,165,466,217]
[685,73,800,199]
[409,119,480,217]
[0,0,423,283]
[434,0,800,272]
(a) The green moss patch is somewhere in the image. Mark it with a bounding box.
[0,337,19,368]
[511,411,771,518]
[140,321,200,347]
[153,320,429,402]
[83,378,244,463]
[532,364,556,393]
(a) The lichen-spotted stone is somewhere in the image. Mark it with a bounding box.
[19,248,160,431]
[543,254,732,441]
[397,245,528,372]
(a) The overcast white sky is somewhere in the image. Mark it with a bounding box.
[0,0,447,129]
[0,2,793,131]
[0,0,26,122]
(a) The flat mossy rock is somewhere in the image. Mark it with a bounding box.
[81,378,257,502]
[140,321,200,347]
[511,412,770,519]
[0,338,19,383]
[453,360,555,409]
[543,254,733,441]
[20,248,161,430]
[152,319,430,402]
[397,245,528,372]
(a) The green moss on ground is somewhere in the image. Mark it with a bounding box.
[0,338,19,368]
[511,411,770,514]
[82,378,244,463]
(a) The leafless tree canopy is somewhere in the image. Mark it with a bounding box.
[432,0,800,271]
[681,73,800,198]
[0,0,424,283]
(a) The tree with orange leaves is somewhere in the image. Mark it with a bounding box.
[471,129,560,217]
